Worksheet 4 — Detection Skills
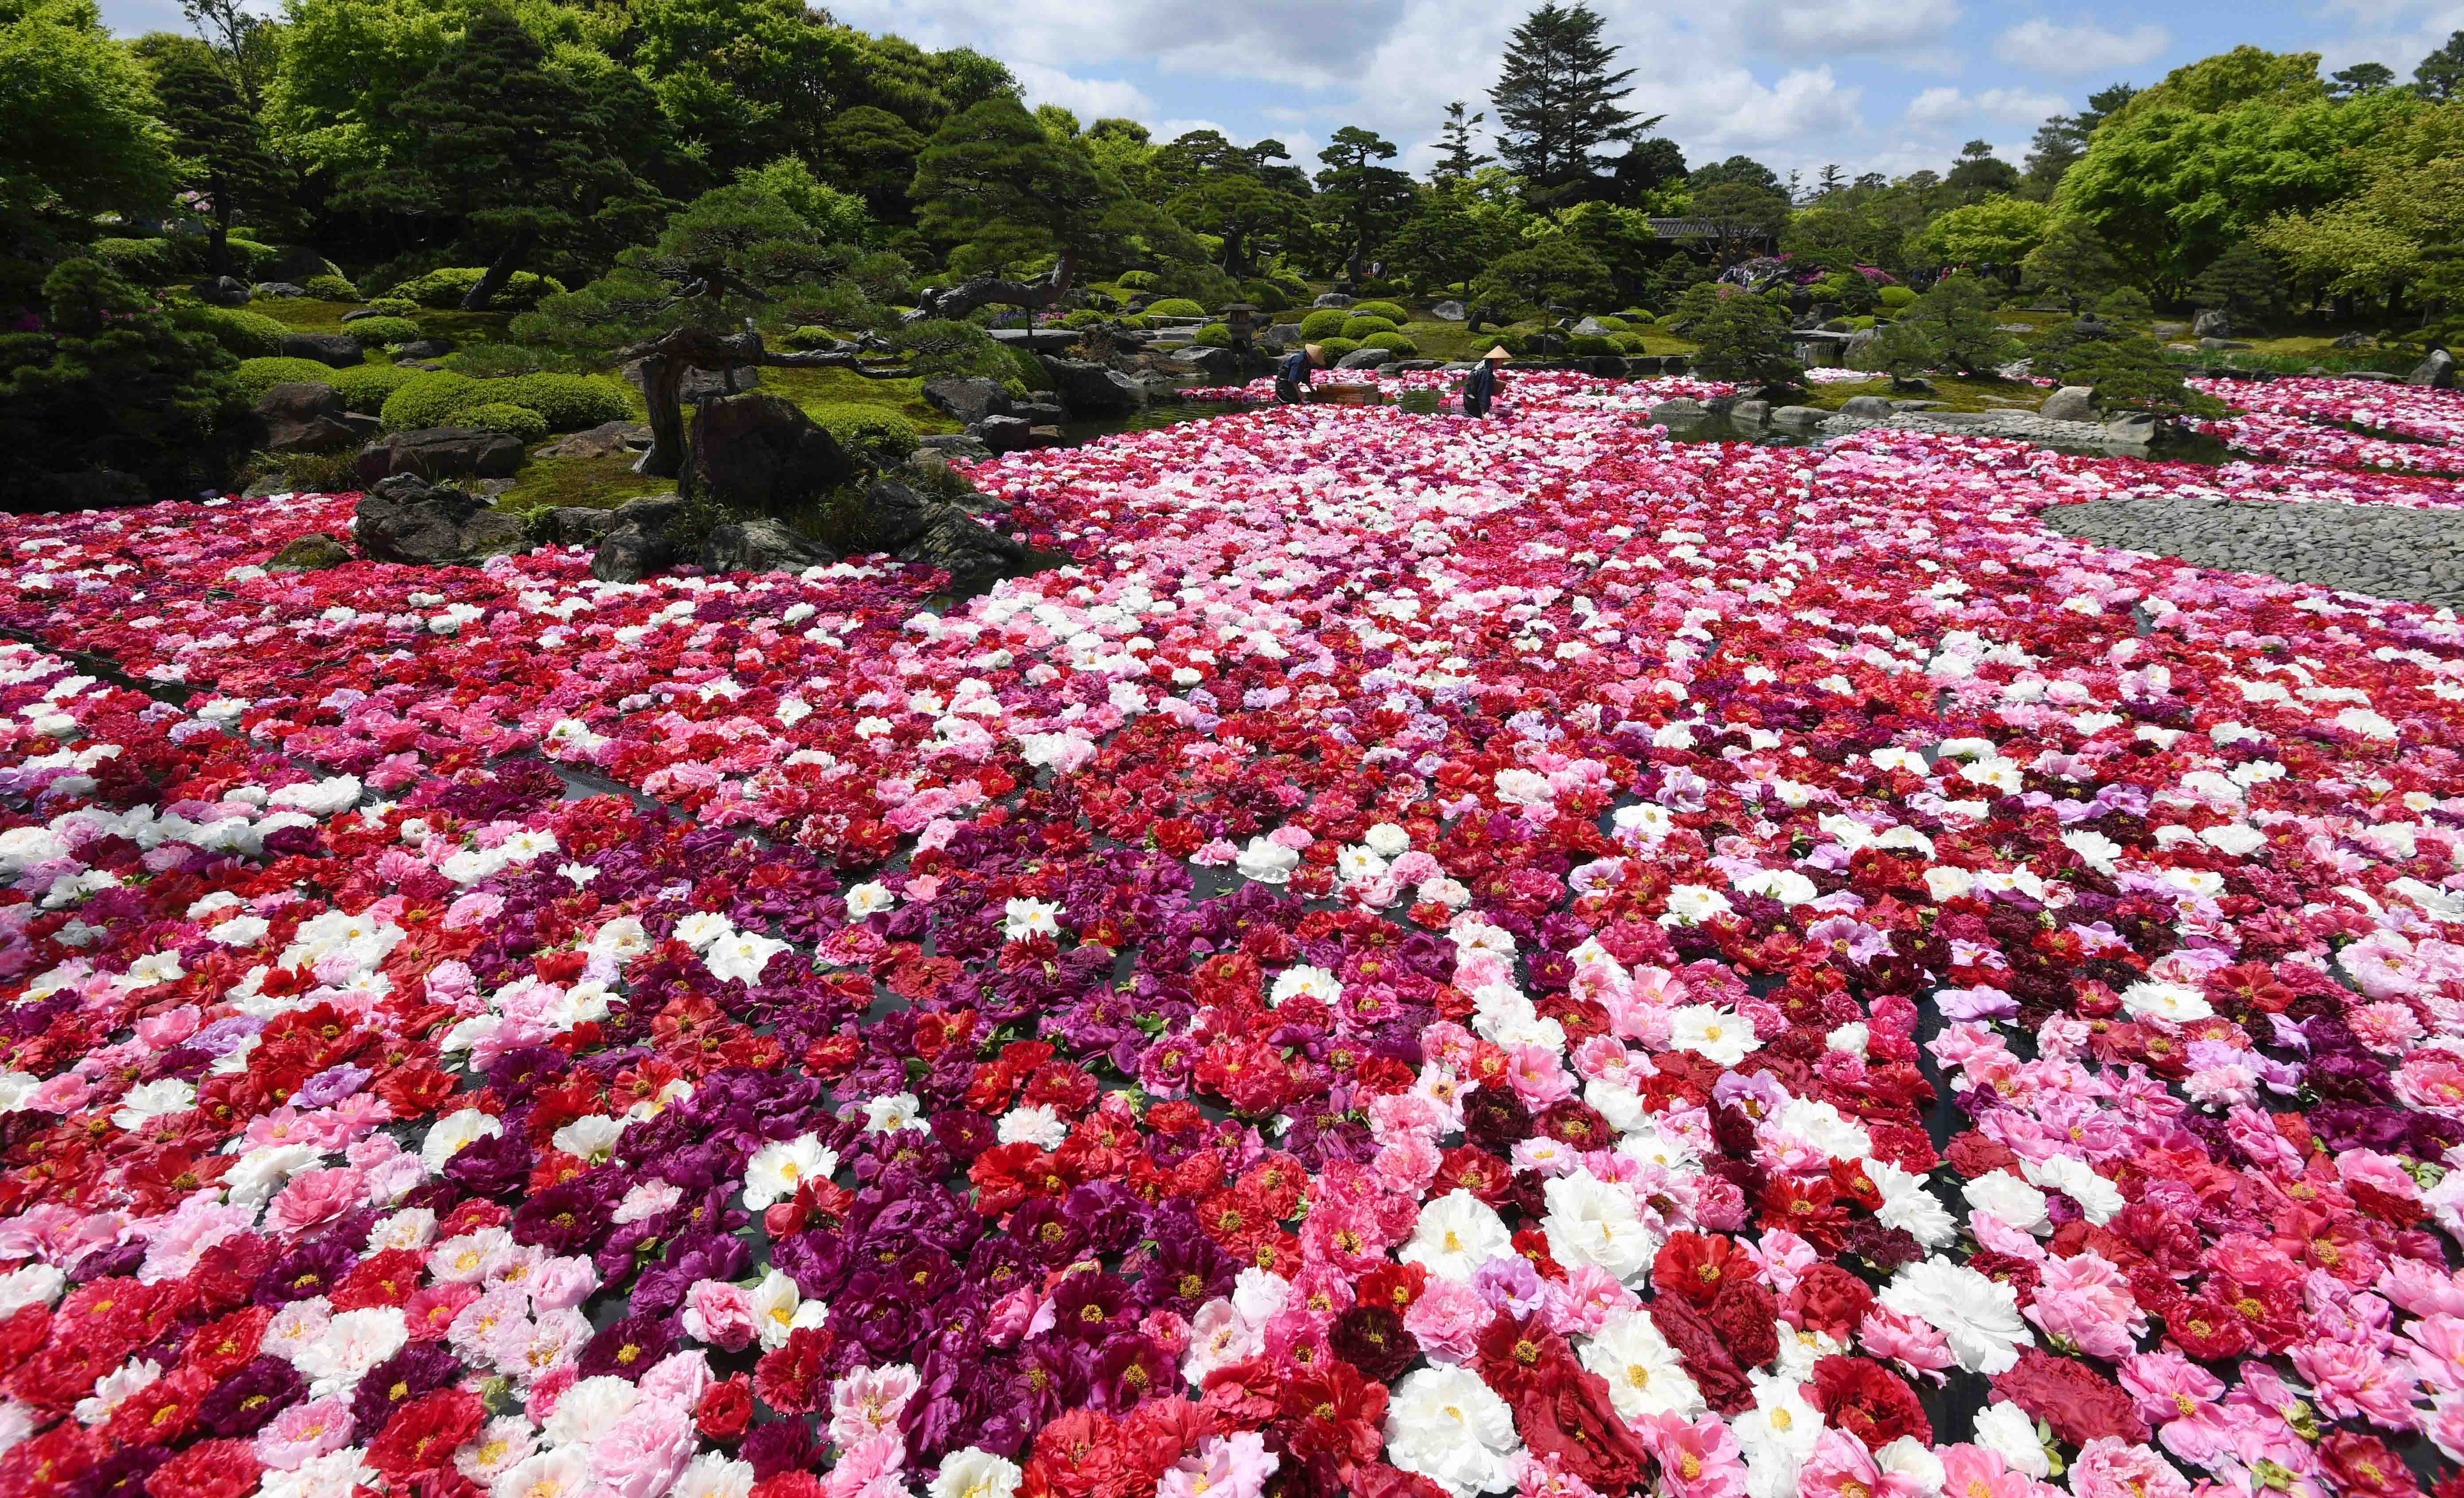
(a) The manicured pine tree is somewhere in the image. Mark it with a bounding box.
[144,40,289,279]
[1432,102,1494,182]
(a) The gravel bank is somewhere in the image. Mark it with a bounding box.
[2044,495,2464,608]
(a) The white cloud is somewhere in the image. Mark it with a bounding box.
[1992,18,2171,76]
[1731,0,1962,55]
[1904,85,2067,127]
[1009,62,1156,123]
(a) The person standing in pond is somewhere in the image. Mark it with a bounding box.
[1463,346,1511,417]
[1277,344,1326,404]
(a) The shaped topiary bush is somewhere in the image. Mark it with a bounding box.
[388,267,567,310]
[1192,323,1232,348]
[1349,300,1408,322]
[344,316,423,348]
[492,373,630,431]
[1115,271,1160,290]
[811,404,919,468]
[379,371,484,430]
[1362,331,1417,354]
[1298,309,1349,341]
[303,274,361,301]
[457,401,549,445]
[365,297,420,316]
[235,357,344,399]
[1315,337,1361,361]
[1144,297,1207,318]
[1340,314,1398,340]
[178,306,291,358]
[327,364,421,413]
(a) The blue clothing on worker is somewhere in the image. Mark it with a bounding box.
[1463,359,1498,417]
[1276,348,1318,404]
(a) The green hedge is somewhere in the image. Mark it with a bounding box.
[1144,296,1206,317]
[1568,334,1620,356]
[235,357,344,400]
[491,373,630,431]
[90,237,190,281]
[303,274,361,301]
[1115,271,1160,290]
[1340,314,1397,340]
[1239,281,1293,314]
[365,297,419,316]
[1363,330,1417,354]
[177,306,291,357]
[1350,300,1408,322]
[457,402,549,444]
[328,364,421,413]
[1316,337,1361,361]
[1298,309,1349,341]
[812,404,919,467]
[387,267,567,310]
[344,316,423,348]
[1193,323,1232,348]
[1878,285,1917,309]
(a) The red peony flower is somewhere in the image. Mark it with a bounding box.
[1810,1355,1931,1448]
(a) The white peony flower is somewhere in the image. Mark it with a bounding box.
[1579,1310,1704,1422]
[929,1450,1024,1498]
[1383,1366,1518,1498]
[1667,1005,1759,1066]
[2021,1153,2125,1225]
[1970,1400,2051,1478]
[1398,1189,1513,1282]
[1001,898,1062,941]
[1877,1259,2029,1375]
[1540,1170,1657,1283]
[1963,1170,2050,1235]
[744,1134,838,1210]
[2118,980,2212,1024]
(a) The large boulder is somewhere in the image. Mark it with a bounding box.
[357,427,525,485]
[680,365,761,402]
[2039,385,2098,421]
[2410,348,2457,389]
[1312,292,1355,309]
[1172,345,1243,381]
[192,276,250,307]
[1769,406,1828,429]
[970,415,1037,452]
[267,533,351,572]
[922,376,1012,425]
[353,476,527,564]
[279,331,365,368]
[901,499,1036,597]
[1837,394,1895,419]
[1428,300,1467,323]
[541,420,653,459]
[1040,357,1145,416]
[392,339,453,363]
[1259,323,1304,350]
[689,393,858,514]
[2190,309,2233,339]
[1571,316,1611,337]
[532,507,623,546]
[2331,332,2376,350]
[1648,398,1709,425]
[700,518,835,576]
[590,495,691,582]
[253,282,309,299]
[256,382,359,454]
[1335,346,1395,370]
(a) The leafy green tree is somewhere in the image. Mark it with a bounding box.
[1670,282,1801,388]
[2331,62,2396,98]
[1899,275,2019,374]
[815,106,927,224]
[620,0,862,178]
[1488,2,1649,204]
[0,258,248,502]
[177,0,277,112]
[731,156,869,244]
[2055,49,2408,289]
[2034,322,2219,419]
[1468,234,1611,323]
[1909,197,2052,269]
[1,0,177,275]
[1386,185,1525,294]
[1082,118,1153,184]
[1782,204,1903,271]
[2189,239,2281,320]
[1315,127,1417,280]
[911,95,1177,303]
[1850,317,1938,385]
[262,0,461,180]
[1689,155,1783,193]
[1605,137,1686,207]
[340,8,665,310]
[1433,102,1494,182]
[1555,200,1659,303]
[2420,31,2464,101]
[2020,217,2127,309]
[137,36,290,278]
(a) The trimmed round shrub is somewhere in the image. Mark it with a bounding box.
[1350,300,1408,322]
[388,267,567,310]
[178,306,290,357]
[344,316,423,348]
[1315,337,1361,361]
[1144,297,1206,318]
[812,404,919,468]
[1878,285,1917,309]
[457,401,549,445]
[1059,309,1108,329]
[1612,333,1647,354]
[1115,271,1160,290]
[303,274,361,301]
[1568,334,1620,357]
[1340,314,1397,340]
[365,297,419,316]
[222,239,281,277]
[1003,343,1052,393]
[1192,323,1232,348]
[1618,308,1654,322]
[1588,314,1630,332]
[379,371,484,430]
[492,373,630,431]
[1297,309,1349,341]
[328,364,421,413]
[90,238,183,281]
[1239,281,1293,314]
[1363,331,1417,355]
[235,357,343,399]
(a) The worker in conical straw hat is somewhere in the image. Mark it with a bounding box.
[1276,343,1328,404]
[1464,345,1511,417]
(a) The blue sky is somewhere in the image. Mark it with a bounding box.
[98,0,2464,180]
